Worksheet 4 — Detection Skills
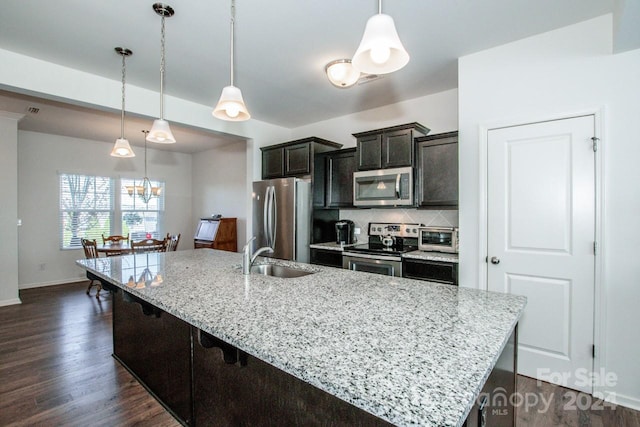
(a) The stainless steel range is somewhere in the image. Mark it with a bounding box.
[342,222,422,277]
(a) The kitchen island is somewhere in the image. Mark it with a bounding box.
[77,249,526,427]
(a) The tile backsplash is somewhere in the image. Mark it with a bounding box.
[339,208,458,242]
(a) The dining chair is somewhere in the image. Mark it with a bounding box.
[165,233,181,252]
[131,238,168,253]
[81,238,104,298]
[102,233,130,256]
[102,233,129,244]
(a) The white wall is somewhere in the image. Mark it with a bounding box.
[459,14,640,409]
[17,130,193,288]
[0,112,22,306]
[192,141,248,250]
[291,89,459,148]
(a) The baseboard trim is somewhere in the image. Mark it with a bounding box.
[603,391,640,411]
[19,278,86,290]
[0,298,22,307]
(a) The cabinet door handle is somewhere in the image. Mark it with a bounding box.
[198,329,243,365]
[123,291,162,317]
[478,395,488,427]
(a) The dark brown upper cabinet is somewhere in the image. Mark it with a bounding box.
[353,123,429,171]
[313,148,356,209]
[415,131,458,209]
[261,137,342,179]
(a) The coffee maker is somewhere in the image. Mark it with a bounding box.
[335,220,356,245]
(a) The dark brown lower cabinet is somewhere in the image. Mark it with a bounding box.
[192,329,390,427]
[112,289,193,425]
[402,258,459,285]
[464,326,517,427]
[111,286,515,427]
[310,248,343,268]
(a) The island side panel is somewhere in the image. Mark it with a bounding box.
[192,328,393,427]
[465,325,517,427]
[112,289,193,425]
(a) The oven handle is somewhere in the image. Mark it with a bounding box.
[343,252,402,262]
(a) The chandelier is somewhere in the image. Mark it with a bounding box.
[125,130,162,203]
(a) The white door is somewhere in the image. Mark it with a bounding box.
[487,115,596,394]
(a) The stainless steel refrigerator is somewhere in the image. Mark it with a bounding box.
[252,178,311,263]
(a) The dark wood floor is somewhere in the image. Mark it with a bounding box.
[0,282,179,427]
[1,282,638,426]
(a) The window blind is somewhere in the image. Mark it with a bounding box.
[59,173,114,249]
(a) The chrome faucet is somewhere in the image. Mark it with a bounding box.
[242,237,274,274]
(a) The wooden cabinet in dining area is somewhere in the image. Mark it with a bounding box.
[194,217,237,252]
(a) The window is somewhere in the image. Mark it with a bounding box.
[120,178,165,242]
[59,174,166,249]
[59,173,113,249]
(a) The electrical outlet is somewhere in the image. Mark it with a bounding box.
[354,227,361,235]
[17,219,22,226]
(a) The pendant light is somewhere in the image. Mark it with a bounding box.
[148,3,177,144]
[111,47,135,157]
[125,130,162,203]
[213,0,250,121]
[352,0,409,75]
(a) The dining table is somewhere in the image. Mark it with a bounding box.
[97,242,133,256]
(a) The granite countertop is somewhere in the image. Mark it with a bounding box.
[310,242,459,263]
[77,249,525,427]
[309,241,360,251]
[402,250,459,263]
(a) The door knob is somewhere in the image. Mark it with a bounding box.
[490,256,500,265]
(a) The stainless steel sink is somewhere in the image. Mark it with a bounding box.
[250,264,314,278]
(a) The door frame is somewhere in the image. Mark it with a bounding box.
[477,108,606,398]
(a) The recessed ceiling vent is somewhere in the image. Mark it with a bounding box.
[26,106,40,114]
[357,74,383,85]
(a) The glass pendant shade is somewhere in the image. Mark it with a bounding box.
[213,85,250,121]
[147,119,177,143]
[325,59,361,88]
[213,0,251,122]
[148,3,177,144]
[111,138,135,157]
[111,47,135,157]
[352,13,409,75]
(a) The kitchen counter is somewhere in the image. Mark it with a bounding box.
[77,249,525,427]
[403,250,459,263]
[309,241,360,251]
[310,242,459,263]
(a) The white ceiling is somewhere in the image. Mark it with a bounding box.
[0,0,618,153]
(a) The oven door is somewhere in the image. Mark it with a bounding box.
[342,252,403,277]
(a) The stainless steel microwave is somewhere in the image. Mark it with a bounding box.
[418,226,459,253]
[353,166,414,207]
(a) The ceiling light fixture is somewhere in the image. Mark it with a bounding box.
[125,130,162,203]
[325,59,361,89]
[111,47,135,158]
[148,3,177,144]
[213,0,250,121]
[352,0,409,75]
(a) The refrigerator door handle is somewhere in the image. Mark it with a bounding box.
[263,186,270,247]
[270,186,277,249]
